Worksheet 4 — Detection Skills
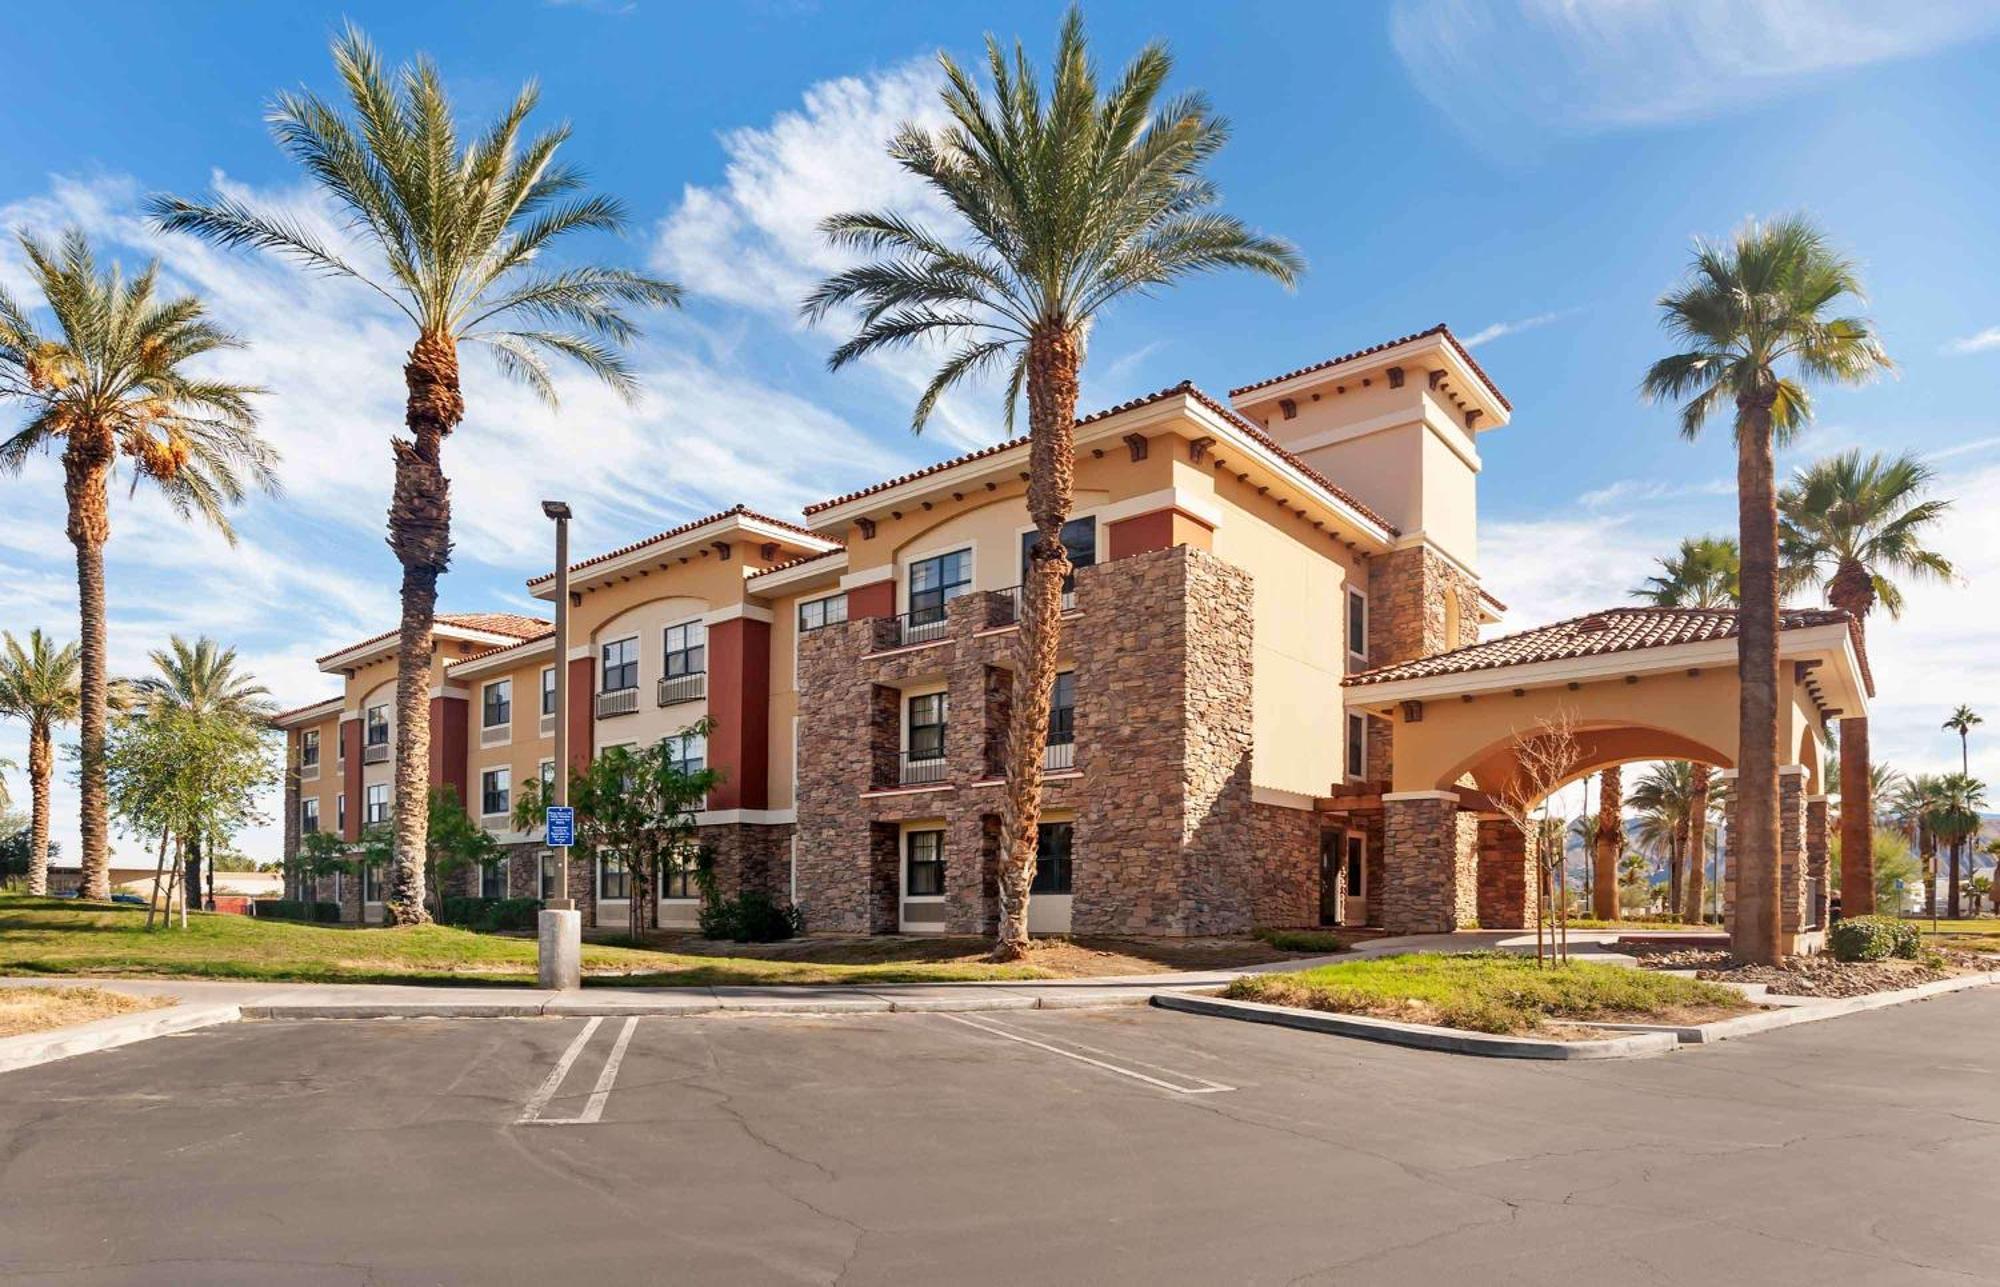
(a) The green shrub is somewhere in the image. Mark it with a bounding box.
[700,891,804,942]
[481,897,542,931]
[1828,914,1920,962]
[437,896,490,927]
[1255,928,1348,954]
[253,899,341,922]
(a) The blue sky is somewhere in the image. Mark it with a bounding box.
[5,0,2000,860]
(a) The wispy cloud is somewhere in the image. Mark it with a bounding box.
[1946,326,2000,355]
[1461,309,1575,348]
[1390,0,2000,156]
[1575,476,1734,510]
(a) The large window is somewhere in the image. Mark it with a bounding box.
[541,666,557,717]
[907,692,947,761]
[301,729,320,768]
[1346,713,1367,781]
[300,797,320,835]
[1048,672,1076,745]
[798,594,847,633]
[1346,588,1368,665]
[365,783,389,825]
[601,637,639,692]
[663,620,707,678]
[1019,516,1096,589]
[365,704,389,747]
[662,845,698,900]
[481,768,510,817]
[908,549,972,623]
[482,679,512,729]
[905,829,945,897]
[479,858,508,900]
[364,862,385,903]
[663,730,706,779]
[598,852,629,901]
[1033,821,1073,895]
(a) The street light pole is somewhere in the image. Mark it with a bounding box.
[538,499,580,989]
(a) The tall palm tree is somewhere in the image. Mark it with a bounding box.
[804,8,1301,960]
[134,635,275,907]
[1632,537,1741,921]
[152,26,680,923]
[0,631,82,895]
[1629,761,1700,920]
[1780,449,1952,914]
[0,232,274,900]
[1930,773,1985,920]
[1943,705,1981,776]
[1641,216,1892,964]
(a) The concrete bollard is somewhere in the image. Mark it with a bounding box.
[537,908,582,991]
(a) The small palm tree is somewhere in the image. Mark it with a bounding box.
[1928,773,1986,920]
[0,630,82,894]
[1944,705,1982,776]
[806,8,1300,959]
[1629,762,1700,919]
[1632,536,1741,610]
[0,232,274,900]
[152,26,680,923]
[1642,216,1892,964]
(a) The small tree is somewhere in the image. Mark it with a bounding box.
[567,721,719,942]
[293,830,352,920]
[1490,711,1584,965]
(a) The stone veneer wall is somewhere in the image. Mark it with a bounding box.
[793,544,1258,936]
[1380,793,1477,933]
[1362,545,1483,787]
[1475,816,1540,930]
[1247,802,1322,929]
[1723,766,1812,949]
[1805,796,1830,930]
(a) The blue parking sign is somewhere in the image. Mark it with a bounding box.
[546,806,575,847]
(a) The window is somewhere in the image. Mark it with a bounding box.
[365,704,389,747]
[364,862,385,903]
[601,637,639,692]
[1048,672,1076,745]
[798,594,848,632]
[663,620,706,678]
[482,680,512,729]
[365,783,390,825]
[598,852,629,901]
[1019,516,1097,589]
[539,851,558,900]
[481,768,510,817]
[663,730,706,778]
[908,549,972,623]
[300,797,320,834]
[480,857,508,900]
[539,759,557,797]
[662,846,699,900]
[1346,835,1366,900]
[301,729,320,768]
[907,692,947,760]
[1033,821,1073,894]
[905,830,945,897]
[336,793,346,833]
[1346,713,1367,780]
[1346,588,1368,664]
[541,666,557,717]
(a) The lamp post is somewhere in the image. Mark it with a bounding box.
[538,499,581,989]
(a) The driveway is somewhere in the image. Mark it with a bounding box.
[3,987,1995,1284]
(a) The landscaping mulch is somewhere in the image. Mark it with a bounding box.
[1629,942,1995,998]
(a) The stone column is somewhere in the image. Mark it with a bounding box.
[1717,769,1739,937]
[1778,766,1808,950]
[1839,716,1874,915]
[1476,816,1539,930]
[1805,794,1831,931]
[1381,792,1474,934]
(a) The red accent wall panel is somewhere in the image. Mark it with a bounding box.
[847,578,894,620]
[706,616,771,811]
[340,717,363,842]
[428,695,469,812]
[567,656,594,777]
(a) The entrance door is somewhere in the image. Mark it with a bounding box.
[1319,829,1346,927]
[1344,833,1368,926]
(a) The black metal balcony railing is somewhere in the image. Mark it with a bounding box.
[896,605,953,646]
[1042,736,1076,772]
[362,741,389,765]
[899,752,949,786]
[657,672,707,706]
[595,686,639,718]
[999,583,1078,626]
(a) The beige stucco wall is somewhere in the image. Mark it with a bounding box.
[292,712,342,833]
[463,651,557,837]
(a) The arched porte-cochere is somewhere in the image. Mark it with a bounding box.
[1327,607,1869,955]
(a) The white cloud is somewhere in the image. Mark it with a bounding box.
[1461,310,1575,348]
[1946,326,2000,355]
[1390,0,2000,155]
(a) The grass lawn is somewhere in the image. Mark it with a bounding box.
[1224,951,1751,1035]
[0,985,169,1039]
[1560,917,1715,932]
[0,895,1343,987]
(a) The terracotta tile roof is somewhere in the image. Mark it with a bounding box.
[530,505,837,586]
[315,613,550,666]
[446,627,557,673]
[1228,323,1512,412]
[800,382,1398,538]
[1343,606,1851,687]
[747,546,847,581]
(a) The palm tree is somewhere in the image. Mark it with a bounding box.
[152,26,680,923]
[1631,538,1741,921]
[1930,773,1985,920]
[803,8,1301,960]
[1885,773,1939,915]
[0,756,13,816]
[1780,449,1952,914]
[134,635,274,907]
[0,631,82,895]
[0,232,274,900]
[1630,761,1699,919]
[1943,705,1981,776]
[1641,216,1892,963]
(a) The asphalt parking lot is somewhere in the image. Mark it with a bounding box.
[5,988,1999,1285]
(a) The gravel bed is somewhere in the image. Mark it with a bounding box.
[1626,943,1993,998]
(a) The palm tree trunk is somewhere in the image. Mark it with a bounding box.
[1922,831,1937,917]
[26,721,53,896]
[1733,395,1783,964]
[1593,766,1621,920]
[993,326,1081,963]
[1949,838,1963,920]
[1827,571,1876,917]
[1684,764,1710,923]
[184,832,204,915]
[63,430,115,901]
[384,332,464,926]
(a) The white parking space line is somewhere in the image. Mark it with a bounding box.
[938,1013,1234,1096]
[516,1016,640,1126]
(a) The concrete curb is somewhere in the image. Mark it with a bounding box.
[1151,992,1681,1060]
[1581,970,2000,1045]
[236,989,1159,1021]
[0,1002,242,1075]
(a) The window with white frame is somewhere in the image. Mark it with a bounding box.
[479,856,508,900]
[1048,672,1076,745]
[364,862,385,903]
[904,829,945,897]
[539,758,556,797]
[663,620,706,678]
[601,637,639,692]
[365,704,389,747]
[336,793,346,833]
[301,729,320,768]
[300,796,320,834]
[1032,821,1073,894]
[482,680,512,729]
[365,783,389,825]
[541,666,556,717]
[797,593,847,632]
[907,549,971,623]
[598,851,629,901]
[1346,588,1368,665]
[907,692,947,761]
[663,730,706,778]
[1346,713,1367,780]
[480,768,510,817]
[1019,516,1096,589]
[661,845,699,900]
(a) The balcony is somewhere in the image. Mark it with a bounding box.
[997,583,1077,626]
[479,723,510,747]
[657,672,707,707]
[595,687,639,718]
[898,752,949,787]
[362,741,389,765]
[894,606,953,647]
[1042,737,1076,772]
